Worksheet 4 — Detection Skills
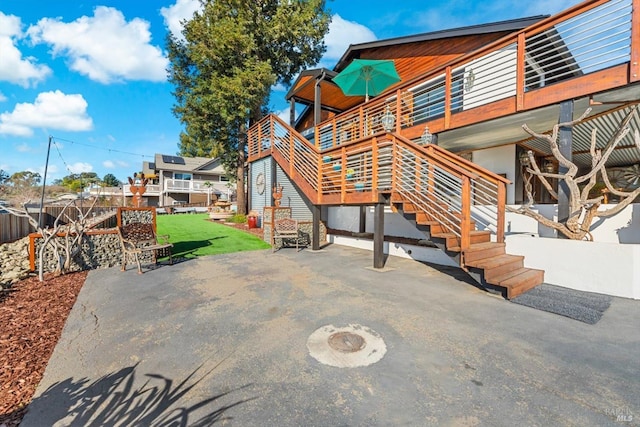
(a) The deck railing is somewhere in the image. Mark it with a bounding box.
[247,114,508,250]
[248,0,635,155]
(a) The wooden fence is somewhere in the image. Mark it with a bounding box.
[0,207,117,244]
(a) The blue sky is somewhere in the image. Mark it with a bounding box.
[0,0,580,183]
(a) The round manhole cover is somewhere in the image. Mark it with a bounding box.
[307,324,386,368]
[328,332,366,353]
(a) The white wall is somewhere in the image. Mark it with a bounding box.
[327,203,640,299]
[505,203,640,243]
[472,145,516,204]
[506,234,640,299]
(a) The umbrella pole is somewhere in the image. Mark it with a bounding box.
[365,79,369,102]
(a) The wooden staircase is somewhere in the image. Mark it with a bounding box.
[247,114,544,300]
[391,193,543,299]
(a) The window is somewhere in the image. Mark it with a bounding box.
[173,172,192,180]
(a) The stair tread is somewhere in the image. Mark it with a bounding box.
[468,254,523,269]
[463,242,505,252]
[500,268,544,288]
[488,267,532,284]
[432,230,490,238]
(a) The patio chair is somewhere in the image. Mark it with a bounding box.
[272,217,305,252]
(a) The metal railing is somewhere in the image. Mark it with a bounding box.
[247,115,508,250]
[247,0,634,156]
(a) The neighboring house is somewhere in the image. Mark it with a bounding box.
[123,154,231,207]
[247,0,640,299]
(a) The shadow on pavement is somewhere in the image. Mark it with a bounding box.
[22,363,254,426]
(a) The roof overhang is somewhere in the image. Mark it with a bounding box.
[285,68,364,112]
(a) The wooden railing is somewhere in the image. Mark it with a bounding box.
[248,0,635,154]
[247,114,508,250]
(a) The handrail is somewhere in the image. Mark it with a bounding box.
[247,114,508,248]
[269,0,633,153]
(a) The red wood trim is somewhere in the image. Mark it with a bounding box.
[523,64,629,110]
[632,0,640,82]
[317,155,323,204]
[460,177,471,252]
[371,137,379,202]
[289,133,295,178]
[496,182,506,243]
[516,33,525,111]
[340,147,347,203]
[343,191,377,205]
[395,89,402,133]
[29,233,36,271]
[332,119,337,148]
[449,97,516,129]
[444,66,452,130]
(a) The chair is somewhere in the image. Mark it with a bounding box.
[117,222,173,273]
[272,217,304,252]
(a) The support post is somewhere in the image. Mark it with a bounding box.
[373,202,385,268]
[557,100,573,235]
[314,77,322,126]
[359,205,366,233]
[312,204,320,251]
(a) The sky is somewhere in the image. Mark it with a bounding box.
[0,0,581,184]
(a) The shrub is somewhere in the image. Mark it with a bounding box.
[229,213,247,224]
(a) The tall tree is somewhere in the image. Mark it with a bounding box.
[102,173,120,187]
[8,171,41,188]
[167,0,330,214]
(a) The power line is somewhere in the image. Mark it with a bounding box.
[51,136,154,159]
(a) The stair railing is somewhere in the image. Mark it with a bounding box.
[248,114,508,248]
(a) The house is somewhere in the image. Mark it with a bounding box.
[247,0,640,299]
[123,154,232,207]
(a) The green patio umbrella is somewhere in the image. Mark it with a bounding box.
[333,59,401,102]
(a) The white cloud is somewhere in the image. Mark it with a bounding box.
[103,159,128,169]
[16,143,30,152]
[107,134,116,142]
[0,12,51,87]
[0,92,6,102]
[322,14,377,65]
[68,162,93,173]
[160,0,201,41]
[28,6,168,84]
[0,90,93,136]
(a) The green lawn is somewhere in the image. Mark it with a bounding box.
[156,213,270,258]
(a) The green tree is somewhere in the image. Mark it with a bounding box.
[167,0,330,214]
[102,173,120,187]
[9,171,41,188]
[57,172,100,192]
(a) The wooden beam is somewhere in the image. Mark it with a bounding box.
[557,100,574,229]
[312,204,320,250]
[631,0,640,82]
[373,202,385,269]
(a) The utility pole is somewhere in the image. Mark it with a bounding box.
[39,136,52,228]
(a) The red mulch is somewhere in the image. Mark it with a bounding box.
[212,220,264,240]
[0,271,88,426]
[0,222,261,426]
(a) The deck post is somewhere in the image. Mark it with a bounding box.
[312,204,321,250]
[557,99,573,235]
[373,201,385,268]
[359,206,366,233]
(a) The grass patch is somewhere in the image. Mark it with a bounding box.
[156,213,269,258]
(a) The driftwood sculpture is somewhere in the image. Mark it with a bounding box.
[511,106,640,240]
[0,199,97,281]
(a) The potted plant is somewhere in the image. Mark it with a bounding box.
[346,168,355,179]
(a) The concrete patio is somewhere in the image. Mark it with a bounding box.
[21,245,639,426]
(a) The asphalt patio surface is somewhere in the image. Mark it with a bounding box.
[22,245,640,426]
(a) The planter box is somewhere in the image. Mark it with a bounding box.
[209,212,233,221]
